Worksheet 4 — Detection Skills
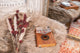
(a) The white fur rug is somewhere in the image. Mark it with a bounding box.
[0,15,67,53]
[19,15,67,53]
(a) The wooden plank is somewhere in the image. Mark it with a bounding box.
[43,0,49,16]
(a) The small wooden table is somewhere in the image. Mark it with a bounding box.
[60,3,79,10]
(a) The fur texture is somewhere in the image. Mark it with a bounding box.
[0,15,67,53]
[48,2,80,24]
[19,15,67,53]
[0,21,14,53]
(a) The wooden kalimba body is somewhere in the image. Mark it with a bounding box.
[35,27,56,47]
[60,2,79,10]
[72,0,80,1]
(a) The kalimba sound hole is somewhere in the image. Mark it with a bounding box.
[41,35,49,40]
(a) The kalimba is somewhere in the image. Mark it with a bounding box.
[35,27,56,47]
[60,2,79,10]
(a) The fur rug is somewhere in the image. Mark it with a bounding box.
[0,21,14,53]
[0,15,67,53]
[19,15,67,53]
[48,2,80,24]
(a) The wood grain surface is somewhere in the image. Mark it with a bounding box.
[36,32,56,47]
[60,3,79,10]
